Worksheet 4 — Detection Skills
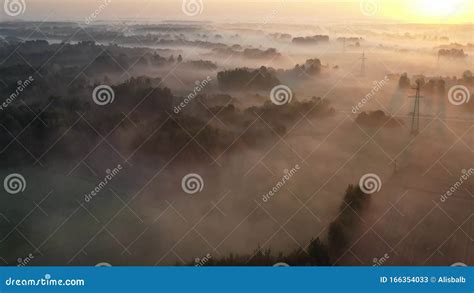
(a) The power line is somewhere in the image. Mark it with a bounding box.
[409,80,425,135]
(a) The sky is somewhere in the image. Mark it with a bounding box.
[1,0,473,24]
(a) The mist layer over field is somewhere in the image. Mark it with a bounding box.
[0,17,473,266]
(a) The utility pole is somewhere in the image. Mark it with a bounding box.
[360,51,367,77]
[409,80,424,135]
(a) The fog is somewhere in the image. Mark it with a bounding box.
[0,20,472,266]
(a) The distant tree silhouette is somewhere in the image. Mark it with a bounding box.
[438,48,467,58]
[292,35,329,45]
[356,110,402,128]
[328,185,371,260]
[398,73,411,89]
[463,70,473,84]
[217,66,280,91]
[425,78,446,94]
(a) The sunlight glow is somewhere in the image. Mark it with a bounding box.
[416,0,466,17]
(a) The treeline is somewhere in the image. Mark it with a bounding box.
[190,185,371,266]
[292,35,329,45]
[0,75,334,167]
[217,66,280,91]
[398,70,474,91]
[438,48,467,58]
[216,59,323,90]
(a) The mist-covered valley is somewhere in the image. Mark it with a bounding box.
[0,20,473,267]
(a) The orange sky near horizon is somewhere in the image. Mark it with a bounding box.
[1,0,473,24]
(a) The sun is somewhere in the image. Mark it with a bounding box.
[416,0,465,17]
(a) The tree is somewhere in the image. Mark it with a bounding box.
[328,185,371,259]
[399,73,411,89]
[463,70,473,84]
